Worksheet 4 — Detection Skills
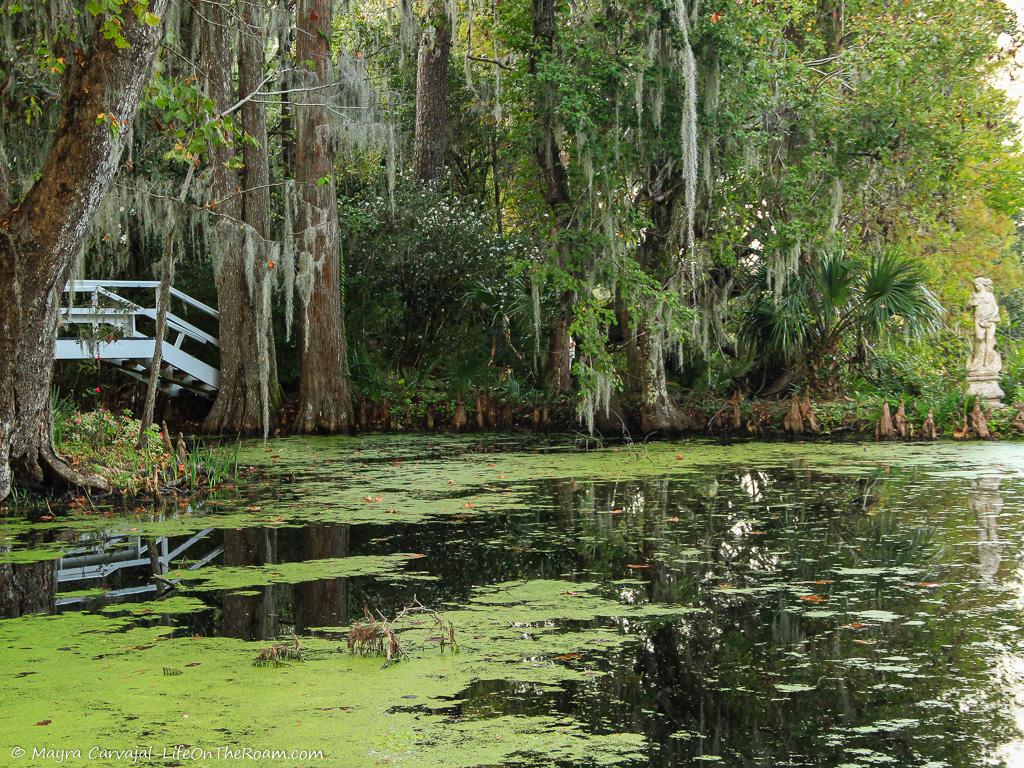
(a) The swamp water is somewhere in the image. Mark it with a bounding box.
[2,437,1024,767]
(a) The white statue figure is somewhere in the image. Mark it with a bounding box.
[966,276,1004,406]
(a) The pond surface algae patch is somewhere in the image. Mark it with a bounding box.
[0,579,681,767]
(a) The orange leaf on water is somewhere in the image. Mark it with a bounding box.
[799,594,828,603]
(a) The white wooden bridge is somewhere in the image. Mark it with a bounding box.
[56,280,220,397]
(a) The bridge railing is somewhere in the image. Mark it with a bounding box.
[58,280,221,394]
[62,280,219,349]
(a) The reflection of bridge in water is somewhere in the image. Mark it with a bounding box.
[56,529,223,607]
[56,280,220,397]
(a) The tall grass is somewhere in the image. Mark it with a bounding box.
[51,390,77,445]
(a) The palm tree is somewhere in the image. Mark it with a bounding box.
[742,249,944,395]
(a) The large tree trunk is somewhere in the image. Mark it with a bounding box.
[546,294,574,395]
[292,0,353,433]
[0,4,169,502]
[203,0,280,436]
[530,0,576,396]
[412,0,452,183]
[632,171,693,434]
[635,307,693,434]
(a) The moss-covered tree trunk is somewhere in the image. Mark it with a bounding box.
[530,0,575,396]
[633,175,692,434]
[0,4,169,502]
[203,0,280,435]
[292,0,354,434]
[412,0,452,183]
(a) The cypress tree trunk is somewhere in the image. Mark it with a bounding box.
[530,0,575,395]
[203,0,280,435]
[293,0,353,433]
[0,4,169,502]
[412,0,452,183]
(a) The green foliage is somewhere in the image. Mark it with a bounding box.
[741,249,943,390]
[57,407,167,491]
[342,179,541,395]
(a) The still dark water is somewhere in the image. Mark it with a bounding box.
[1,437,1023,767]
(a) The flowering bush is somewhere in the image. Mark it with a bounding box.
[58,407,167,486]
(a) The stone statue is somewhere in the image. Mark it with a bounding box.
[966,276,1004,406]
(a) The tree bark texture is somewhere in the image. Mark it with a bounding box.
[0,4,170,501]
[293,0,354,433]
[204,0,281,435]
[412,1,452,183]
[633,172,693,434]
[530,0,575,395]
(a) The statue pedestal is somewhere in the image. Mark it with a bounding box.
[967,371,1004,408]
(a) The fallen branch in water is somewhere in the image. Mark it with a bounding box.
[253,634,302,667]
[346,598,457,667]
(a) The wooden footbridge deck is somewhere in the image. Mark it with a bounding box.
[56,280,220,397]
